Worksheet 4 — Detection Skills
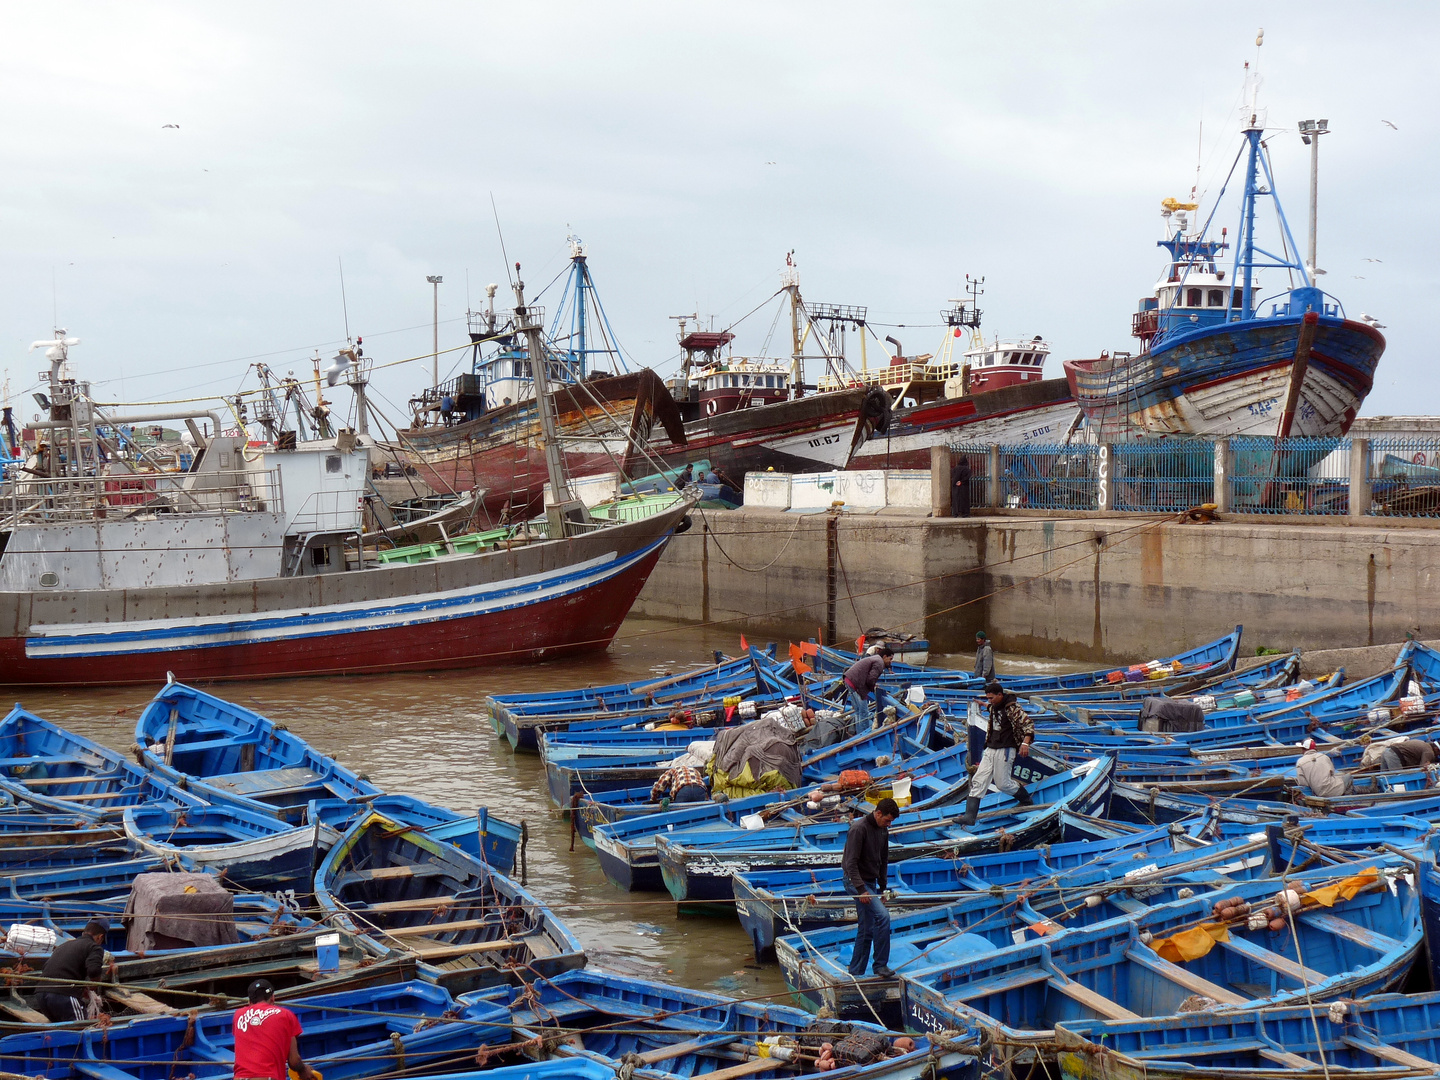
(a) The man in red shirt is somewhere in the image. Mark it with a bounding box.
[233,979,314,1080]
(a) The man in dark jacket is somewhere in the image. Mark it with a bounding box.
[1379,739,1439,771]
[973,631,995,681]
[960,682,1035,826]
[35,918,113,1022]
[950,456,972,517]
[843,647,893,733]
[841,797,900,979]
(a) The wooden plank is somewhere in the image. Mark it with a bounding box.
[1124,947,1247,1005]
[947,967,1051,1001]
[698,1057,779,1080]
[363,896,464,913]
[636,1040,708,1064]
[107,987,177,1015]
[382,918,501,938]
[18,776,118,787]
[0,999,49,1024]
[1046,977,1140,1020]
[1218,935,1327,985]
[1257,1049,1325,1069]
[398,938,515,960]
[1342,1036,1437,1070]
[164,707,178,767]
[1299,911,1401,954]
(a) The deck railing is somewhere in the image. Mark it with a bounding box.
[0,468,282,529]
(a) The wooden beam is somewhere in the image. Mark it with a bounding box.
[382,918,503,938]
[1218,935,1327,985]
[1124,947,1247,1005]
[106,987,177,1015]
[696,1057,781,1080]
[1341,1037,1437,1071]
[1046,977,1140,1020]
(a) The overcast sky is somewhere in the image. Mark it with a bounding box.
[1,2,1433,431]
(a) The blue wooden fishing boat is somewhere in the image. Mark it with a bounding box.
[901,862,1419,1043]
[0,892,312,963]
[315,810,584,993]
[8,856,177,902]
[124,803,341,892]
[133,681,521,871]
[0,979,511,1080]
[733,816,1186,960]
[0,706,205,820]
[579,739,970,857]
[1054,990,1440,1080]
[656,758,1114,904]
[773,833,1318,1019]
[545,706,940,808]
[489,969,979,1080]
[587,740,981,891]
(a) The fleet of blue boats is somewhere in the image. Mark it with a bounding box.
[8,625,1440,1080]
[0,679,972,1080]
[476,625,1440,1079]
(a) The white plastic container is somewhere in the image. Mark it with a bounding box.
[740,814,766,830]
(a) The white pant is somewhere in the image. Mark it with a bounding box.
[968,747,1019,798]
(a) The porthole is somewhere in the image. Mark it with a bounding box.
[39,572,59,588]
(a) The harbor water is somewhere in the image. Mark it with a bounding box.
[16,616,1087,1001]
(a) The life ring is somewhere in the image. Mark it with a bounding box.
[706,399,718,416]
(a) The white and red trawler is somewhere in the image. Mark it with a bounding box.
[0,289,694,687]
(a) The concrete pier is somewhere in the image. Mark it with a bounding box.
[633,508,1440,663]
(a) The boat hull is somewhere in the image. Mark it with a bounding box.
[850,379,1081,469]
[1065,315,1384,440]
[399,370,687,514]
[0,503,688,686]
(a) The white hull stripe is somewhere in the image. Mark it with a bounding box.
[26,536,667,659]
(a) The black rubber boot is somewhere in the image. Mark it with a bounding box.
[1014,783,1033,807]
[959,797,980,826]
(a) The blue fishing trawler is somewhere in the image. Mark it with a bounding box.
[1065,78,1384,444]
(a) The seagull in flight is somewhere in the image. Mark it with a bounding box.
[1381,120,1399,130]
[161,123,180,129]
[1363,257,1383,263]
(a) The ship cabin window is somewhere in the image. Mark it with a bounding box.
[1232,288,1244,308]
[1208,289,1225,307]
[742,374,752,387]
[1186,287,1202,307]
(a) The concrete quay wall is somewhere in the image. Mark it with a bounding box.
[632,509,1440,663]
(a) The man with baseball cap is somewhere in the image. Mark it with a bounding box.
[36,918,115,1022]
[234,979,314,1080]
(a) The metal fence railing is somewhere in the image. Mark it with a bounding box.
[998,444,1099,510]
[941,435,1440,520]
[952,444,992,508]
[1368,437,1440,518]
[1112,441,1215,512]
[1227,437,1349,514]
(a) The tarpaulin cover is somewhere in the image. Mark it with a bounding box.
[124,872,238,953]
[708,716,804,798]
[1139,697,1206,733]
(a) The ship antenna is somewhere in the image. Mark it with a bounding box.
[338,256,351,343]
[490,193,514,287]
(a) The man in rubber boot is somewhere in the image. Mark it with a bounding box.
[842,797,900,979]
[960,682,1034,826]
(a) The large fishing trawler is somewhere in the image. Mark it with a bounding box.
[0,284,694,687]
[1064,72,1384,440]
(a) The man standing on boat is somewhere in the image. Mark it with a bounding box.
[233,979,314,1080]
[842,797,900,980]
[973,631,995,681]
[960,681,1033,826]
[34,918,116,1022]
[842,647,893,733]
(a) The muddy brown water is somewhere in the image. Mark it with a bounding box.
[13,617,1087,1001]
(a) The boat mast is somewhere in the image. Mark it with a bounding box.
[784,254,803,397]
[1298,119,1329,276]
[513,267,572,506]
[570,238,589,377]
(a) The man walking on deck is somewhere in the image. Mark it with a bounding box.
[960,682,1034,826]
[973,631,995,681]
[843,646,893,733]
[842,797,900,979]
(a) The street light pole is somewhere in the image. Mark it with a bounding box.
[1297,120,1329,279]
[426,275,443,387]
